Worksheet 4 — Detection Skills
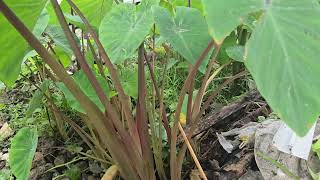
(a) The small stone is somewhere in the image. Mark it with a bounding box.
[75,160,88,170]
[209,159,220,171]
[32,152,45,169]
[0,122,13,140]
[0,153,9,162]
[0,160,6,169]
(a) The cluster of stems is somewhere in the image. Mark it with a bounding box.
[0,1,246,179]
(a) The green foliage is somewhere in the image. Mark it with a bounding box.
[45,25,79,55]
[313,139,320,158]
[309,168,320,180]
[57,70,111,113]
[0,169,12,180]
[0,81,5,91]
[173,0,204,13]
[9,128,38,180]
[99,0,159,63]
[119,68,139,99]
[153,6,212,72]
[203,0,320,136]
[65,165,81,180]
[33,8,50,38]
[216,33,237,64]
[55,47,72,68]
[0,0,47,87]
[3,0,320,178]
[47,0,113,28]
[245,0,320,136]
[202,0,263,43]
[226,45,245,62]
[26,80,50,117]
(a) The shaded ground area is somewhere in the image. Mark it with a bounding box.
[0,79,106,180]
[181,91,270,179]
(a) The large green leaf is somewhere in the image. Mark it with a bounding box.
[33,8,50,38]
[47,0,113,28]
[0,0,47,87]
[45,25,79,55]
[153,6,212,72]
[57,70,111,114]
[9,128,38,180]
[202,0,263,43]
[69,0,113,27]
[204,0,320,136]
[99,0,159,63]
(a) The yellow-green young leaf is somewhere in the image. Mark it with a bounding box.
[204,0,320,136]
[54,47,72,68]
[0,0,47,87]
[312,139,320,158]
[173,0,204,14]
[153,6,212,72]
[99,0,159,63]
[9,128,38,180]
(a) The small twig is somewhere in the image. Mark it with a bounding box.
[178,123,208,180]
[45,157,88,173]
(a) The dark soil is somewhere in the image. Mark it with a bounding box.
[181,91,270,180]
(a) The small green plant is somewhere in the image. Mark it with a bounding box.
[1,0,320,179]
[9,128,38,180]
[308,138,320,180]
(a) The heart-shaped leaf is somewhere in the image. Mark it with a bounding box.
[202,0,263,43]
[203,0,320,136]
[9,128,38,180]
[99,0,159,63]
[0,0,47,87]
[153,6,212,72]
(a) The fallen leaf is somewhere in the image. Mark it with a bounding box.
[102,165,118,180]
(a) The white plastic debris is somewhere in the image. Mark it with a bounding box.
[216,133,234,153]
[123,0,141,4]
[273,121,316,160]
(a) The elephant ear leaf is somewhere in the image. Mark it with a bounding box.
[202,0,320,136]
[153,6,212,73]
[9,128,38,180]
[99,0,159,63]
[0,0,47,87]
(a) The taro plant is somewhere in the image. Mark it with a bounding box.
[1,0,320,179]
